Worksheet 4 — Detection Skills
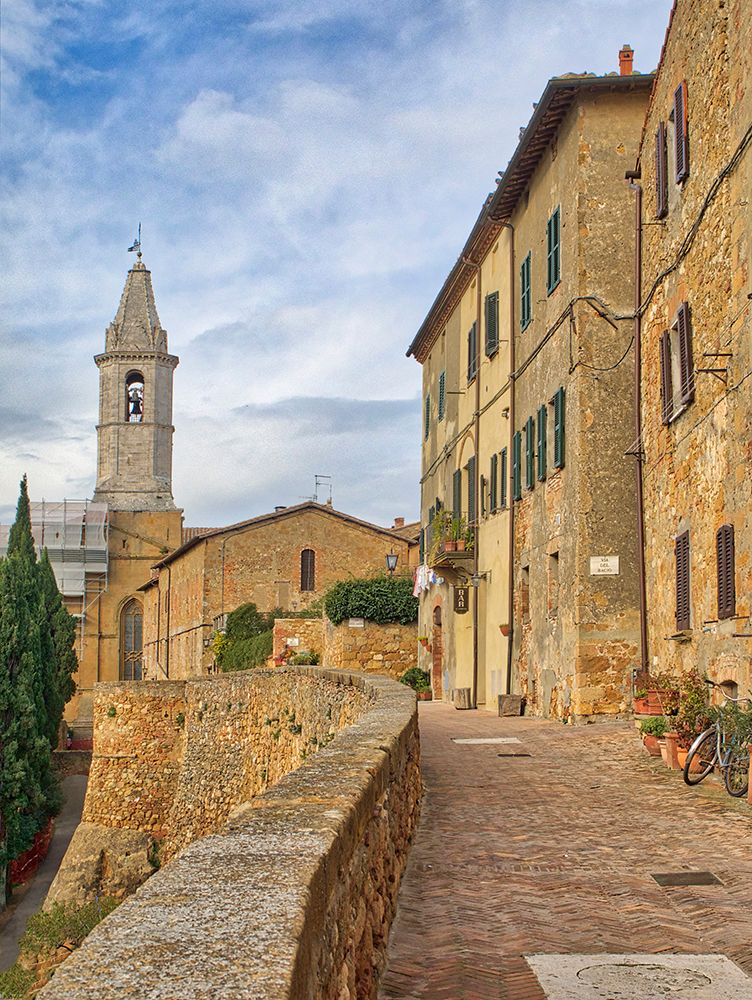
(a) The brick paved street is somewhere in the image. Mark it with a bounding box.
[380,703,752,999]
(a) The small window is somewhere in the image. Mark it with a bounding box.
[500,448,508,508]
[551,387,565,469]
[438,371,446,421]
[512,432,522,501]
[125,371,144,423]
[467,322,478,382]
[424,392,431,440]
[716,524,735,620]
[520,566,530,624]
[121,599,143,681]
[655,122,668,218]
[489,453,498,512]
[548,551,560,618]
[659,302,694,424]
[546,208,561,294]
[485,291,499,357]
[520,253,532,331]
[673,80,690,183]
[675,531,690,631]
[537,404,547,481]
[300,549,316,592]
[524,416,535,491]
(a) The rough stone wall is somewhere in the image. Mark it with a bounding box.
[46,670,372,908]
[511,87,647,720]
[324,618,418,680]
[272,617,325,660]
[638,0,752,690]
[39,672,420,1000]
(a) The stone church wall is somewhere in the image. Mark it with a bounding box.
[40,671,420,1000]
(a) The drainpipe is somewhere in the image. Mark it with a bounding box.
[165,563,171,679]
[473,259,482,709]
[502,222,516,697]
[627,172,649,675]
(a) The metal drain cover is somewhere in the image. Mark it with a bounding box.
[652,871,722,886]
[452,737,522,744]
[525,954,752,1000]
[497,751,532,757]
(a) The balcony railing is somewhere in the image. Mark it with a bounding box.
[424,510,475,567]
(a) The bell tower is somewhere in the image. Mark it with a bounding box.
[93,257,179,511]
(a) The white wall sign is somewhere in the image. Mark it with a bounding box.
[348,618,365,628]
[285,637,300,647]
[590,555,620,576]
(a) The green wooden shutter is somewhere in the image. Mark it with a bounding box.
[452,468,462,517]
[438,370,446,420]
[466,456,476,524]
[489,453,498,511]
[553,387,565,469]
[485,291,499,357]
[467,322,478,382]
[525,416,535,490]
[537,404,547,481]
[419,528,425,563]
[512,432,522,500]
[500,448,508,507]
[520,253,531,330]
[424,392,430,440]
[546,208,560,293]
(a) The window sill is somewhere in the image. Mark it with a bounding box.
[485,346,499,360]
[666,401,692,425]
[520,319,532,333]
[667,630,692,642]
[546,278,561,296]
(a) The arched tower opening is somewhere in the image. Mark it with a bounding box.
[125,371,144,423]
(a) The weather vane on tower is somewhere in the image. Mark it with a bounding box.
[127,223,142,260]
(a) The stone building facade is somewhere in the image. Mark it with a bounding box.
[408,55,654,719]
[636,0,752,691]
[140,502,415,679]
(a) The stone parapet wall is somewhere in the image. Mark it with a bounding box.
[325,618,418,680]
[40,670,420,1000]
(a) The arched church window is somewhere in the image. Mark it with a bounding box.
[125,371,144,423]
[121,599,143,680]
[300,549,316,592]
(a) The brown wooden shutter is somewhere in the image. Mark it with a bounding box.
[659,330,674,423]
[674,81,689,182]
[676,301,694,405]
[675,531,690,631]
[655,122,668,218]
[716,524,736,620]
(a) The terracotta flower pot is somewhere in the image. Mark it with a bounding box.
[455,539,466,551]
[444,540,457,552]
[417,690,433,701]
[642,734,662,757]
[663,731,682,769]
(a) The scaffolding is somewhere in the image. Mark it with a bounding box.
[0,499,109,657]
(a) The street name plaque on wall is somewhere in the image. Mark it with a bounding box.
[454,586,469,614]
[590,555,620,576]
[348,618,365,628]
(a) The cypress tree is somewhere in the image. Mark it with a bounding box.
[37,550,77,749]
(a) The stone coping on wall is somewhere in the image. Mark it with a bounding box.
[39,668,420,1000]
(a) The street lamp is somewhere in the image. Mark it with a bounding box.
[386,549,399,575]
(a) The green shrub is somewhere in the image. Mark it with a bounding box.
[324,575,418,626]
[225,602,271,641]
[400,667,431,693]
[289,650,320,665]
[219,629,273,672]
[675,671,713,748]
[0,963,36,998]
[639,715,669,738]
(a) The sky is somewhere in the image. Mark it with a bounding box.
[0,0,673,528]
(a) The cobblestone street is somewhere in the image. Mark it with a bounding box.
[380,703,752,999]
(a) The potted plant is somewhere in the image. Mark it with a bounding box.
[453,516,466,551]
[674,670,713,754]
[633,671,680,716]
[639,715,668,756]
[417,634,430,649]
[400,666,433,701]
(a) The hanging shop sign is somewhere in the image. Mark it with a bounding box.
[454,586,470,614]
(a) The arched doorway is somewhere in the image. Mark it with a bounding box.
[120,598,143,680]
[432,604,443,700]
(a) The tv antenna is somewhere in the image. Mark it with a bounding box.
[314,474,332,504]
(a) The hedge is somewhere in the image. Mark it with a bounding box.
[324,575,418,626]
[219,629,273,672]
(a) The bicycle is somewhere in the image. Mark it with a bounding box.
[683,680,751,798]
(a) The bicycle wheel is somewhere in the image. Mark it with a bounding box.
[723,744,750,798]
[683,727,717,785]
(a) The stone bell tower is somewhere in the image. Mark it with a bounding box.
[93,257,179,511]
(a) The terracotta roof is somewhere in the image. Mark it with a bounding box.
[182,526,217,543]
[406,72,654,364]
[391,520,421,543]
[151,501,413,570]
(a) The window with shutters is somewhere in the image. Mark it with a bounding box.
[716,524,735,620]
[546,208,561,294]
[512,432,522,501]
[466,456,476,524]
[659,301,694,424]
[524,416,535,490]
[424,392,431,440]
[655,121,668,218]
[500,448,508,508]
[672,80,690,183]
[551,387,565,469]
[438,371,446,421]
[520,253,532,331]
[537,404,547,481]
[489,453,498,512]
[485,291,500,357]
[452,468,462,517]
[467,321,478,383]
[300,549,316,592]
[675,531,690,631]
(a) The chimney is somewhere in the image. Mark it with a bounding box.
[393,517,405,529]
[619,44,634,76]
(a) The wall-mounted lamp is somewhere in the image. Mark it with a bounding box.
[386,549,399,575]
[501,407,510,419]
[470,571,489,588]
